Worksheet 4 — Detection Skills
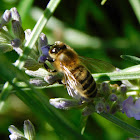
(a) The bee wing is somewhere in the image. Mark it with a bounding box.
[66,78,78,98]
[63,66,82,99]
[79,56,116,73]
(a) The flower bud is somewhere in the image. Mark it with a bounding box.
[95,101,105,113]
[110,95,123,114]
[110,103,118,114]
[105,103,110,113]
[0,44,13,53]
[8,125,26,140]
[10,7,21,23]
[24,58,42,71]
[0,30,13,53]
[12,20,25,41]
[100,82,110,96]
[24,29,32,41]
[0,10,11,28]
[44,74,58,85]
[41,45,50,56]
[82,103,95,116]
[24,120,35,140]
[8,120,36,140]
[116,95,124,110]
[9,134,27,140]
[49,98,82,110]
[120,84,127,95]
[3,10,11,22]
[110,84,119,93]
[38,33,48,50]
[109,93,118,102]
[11,38,21,47]
[25,68,49,79]
[30,78,48,87]
[9,125,24,136]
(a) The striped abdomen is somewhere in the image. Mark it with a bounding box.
[70,65,97,99]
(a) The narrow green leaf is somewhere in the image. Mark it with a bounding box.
[93,70,140,82]
[99,112,140,137]
[121,55,140,64]
[129,0,140,23]
[80,116,88,135]
[101,0,108,5]
[0,82,13,111]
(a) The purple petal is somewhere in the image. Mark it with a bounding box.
[134,113,140,120]
[41,45,50,56]
[39,55,47,63]
[122,96,140,120]
[134,98,140,109]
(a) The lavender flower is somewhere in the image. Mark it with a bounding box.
[100,82,110,95]
[39,55,47,63]
[0,10,11,28]
[122,96,140,120]
[24,120,35,140]
[8,125,26,140]
[120,84,127,95]
[12,20,25,40]
[82,103,95,116]
[95,101,105,113]
[10,7,21,23]
[41,45,50,56]
[11,38,21,47]
[38,45,50,63]
[49,98,82,110]
[109,93,118,102]
[9,120,35,140]
[38,33,48,49]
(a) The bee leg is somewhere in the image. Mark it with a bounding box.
[58,79,63,84]
[44,63,57,73]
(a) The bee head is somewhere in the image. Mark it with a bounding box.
[49,41,67,59]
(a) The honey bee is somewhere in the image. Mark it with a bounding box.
[44,41,115,101]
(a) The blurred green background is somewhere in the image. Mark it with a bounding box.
[0,0,140,139]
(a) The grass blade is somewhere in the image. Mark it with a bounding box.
[17,0,34,22]
[121,55,140,64]
[100,112,140,137]
[129,0,140,23]
[93,70,140,82]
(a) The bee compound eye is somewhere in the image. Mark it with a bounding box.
[62,45,66,49]
[50,47,60,54]
[51,48,57,53]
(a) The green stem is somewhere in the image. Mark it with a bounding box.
[93,70,140,82]
[100,112,140,137]
[0,82,13,110]
[101,0,107,5]
[129,0,140,23]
